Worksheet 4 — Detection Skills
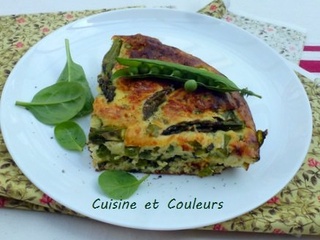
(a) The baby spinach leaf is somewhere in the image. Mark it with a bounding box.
[54,121,86,151]
[58,39,94,117]
[98,170,149,200]
[15,81,86,125]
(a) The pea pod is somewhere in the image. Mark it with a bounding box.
[111,58,261,98]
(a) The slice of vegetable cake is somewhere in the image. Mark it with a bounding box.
[88,34,266,177]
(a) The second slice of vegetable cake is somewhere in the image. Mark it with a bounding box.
[88,34,266,177]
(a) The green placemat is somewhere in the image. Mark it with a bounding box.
[1,0,319,236]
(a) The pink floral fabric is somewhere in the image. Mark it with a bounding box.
[220,12,306,63]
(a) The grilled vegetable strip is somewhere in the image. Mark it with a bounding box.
[162,120,244,135]
[98,39,123,102]
[112,58,261,98]
[143,87,173,120]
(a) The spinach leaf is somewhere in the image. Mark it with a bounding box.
[98,170,149,199]
[54,121,86,151]
[58,39,94,117]
[15,81,86,125]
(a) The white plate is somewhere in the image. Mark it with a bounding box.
[0,9,312,230]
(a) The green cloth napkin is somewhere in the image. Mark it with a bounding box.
[1,0,319,236]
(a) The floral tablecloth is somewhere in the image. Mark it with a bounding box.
[1,0,319,236]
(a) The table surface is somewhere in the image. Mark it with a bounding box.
[0,1,319,239]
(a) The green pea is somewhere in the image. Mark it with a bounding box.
[138,63,150,74]
[161,67,173,75]
[128,66,138,75]
[184,79,198,92]
[171,70,182,78]
[150,66,160,74]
